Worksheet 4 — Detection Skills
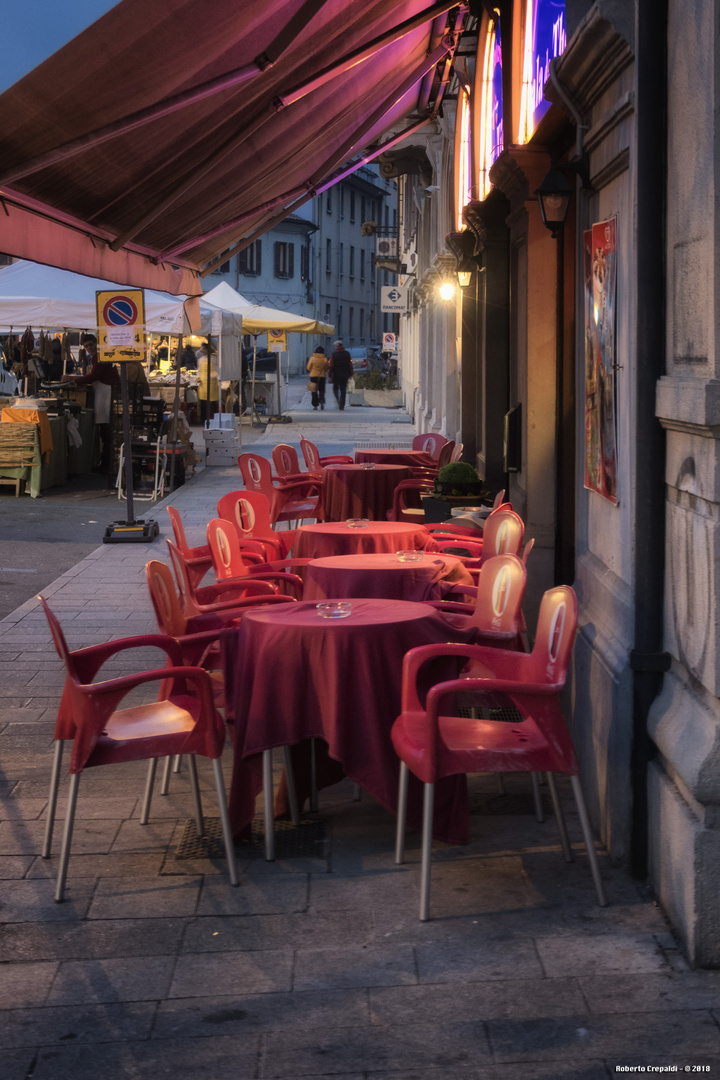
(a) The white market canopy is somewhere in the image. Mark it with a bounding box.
[203,281,334,336]
[0,260,243,336]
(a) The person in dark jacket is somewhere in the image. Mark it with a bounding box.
[329,340,353,410]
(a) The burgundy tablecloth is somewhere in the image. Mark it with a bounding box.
[355,449,437,469]
[293,520,436,560]
[322,463,411,521]
[222,599,477,844]
[303,552,473,602]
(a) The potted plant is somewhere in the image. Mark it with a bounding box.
[433,461,485,498]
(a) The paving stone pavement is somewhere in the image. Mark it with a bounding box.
[1,387,719,1078]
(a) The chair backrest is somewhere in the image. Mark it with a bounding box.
[412,433,447,459]
[470,554,526,637]
[167,505,190,553]
[300,436,324,478]
[450,442,463,462]
[272,443,302,478]
[217,490,289,559]
[167,539,202,616]
[491,489,505,510]
[522,537,535,566]
[39,595,75,677]
[436,440,455,469]
[238,452,274,495]
[528,585,578,687]
[146,560,188,636]
[207,518,251,582]
[480,508,525,564]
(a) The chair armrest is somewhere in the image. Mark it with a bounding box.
[70,634,186,684]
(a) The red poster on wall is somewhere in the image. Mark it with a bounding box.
[583,217,618,504]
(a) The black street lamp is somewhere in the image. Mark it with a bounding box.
[535,167,574,238]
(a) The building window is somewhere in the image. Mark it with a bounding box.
[211,248,231,274]
[383,269,389,286]
[239,240,262,275]
[349,246,355,278]
[339,243,344,277]
[300,244,310,282]
[274,241,294,279]
[350,190,356,223]
[359,308,364,339]
[349,307,354,338]
[339,186,345,219]
[370,310,375,340]
[326,189,332,214]
[371,257,376,285]
[326,238,332,274]
[337,307,342,336]
[360,249,366,281]
[361,195,366,222]
[325,304,331,325]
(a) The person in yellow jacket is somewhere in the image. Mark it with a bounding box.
[306,345,329,410]
[197,346,219,423]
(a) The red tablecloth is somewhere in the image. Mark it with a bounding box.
[222,599,477,844]
[293,520,436,560]
[322,463,411,521]
[304,552,473,602]
[355,449,436,469]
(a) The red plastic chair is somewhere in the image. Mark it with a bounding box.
[271,443,321,486]
[436,440,455,469]
[167,539,286,621]
[39,596,239,902]
[217,490,295,560]
[387,478,434,523]
[450,442,464,462]
[238,451,322,526]
[166,506,214,589]
[412,433,447,460]
[435,509,525,575]
[424,554,527,647]
[300,435,353,479]
[392,585,607,919]
[206,518,305,599]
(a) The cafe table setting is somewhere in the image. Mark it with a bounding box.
[303,550,474,603]
[292,519,438,560]
[354,448,437,470]
[221,597,479,847]
[322,462,411,521]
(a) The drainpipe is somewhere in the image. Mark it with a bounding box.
[630,0,671,877]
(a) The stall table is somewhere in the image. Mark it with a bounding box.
[355,449,437,469]
[322,463,411,521]
[222,599,477,844]
[303,552,473,602]
[293,521,436,560]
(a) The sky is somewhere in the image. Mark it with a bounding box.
[1,1,119,94]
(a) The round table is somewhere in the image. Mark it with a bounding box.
[355,449,436,469]
[303,552,473,602]
[322,463,411,521]
[222,598,477,844]
[293,520,435,560]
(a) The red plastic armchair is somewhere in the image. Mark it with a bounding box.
[424,554,527,648]
[217,489,295,560]
[166,506,214,589]
[392,585,607,920]
[238,451,322,526]
[39,596,239,902]
[168,539,288,622]
[387,478,434,524]
[412,433,447,459]
[436,440,455,469]
[207,518,305,599]
[300,435,353,478]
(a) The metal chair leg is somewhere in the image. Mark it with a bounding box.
[352,783,362,801]
[263,749,275,861]
[309,738,318,812]
[395,761,409,864]
[212,758,239,887]
[283,746,300,827]
[188,755,204,837]
[531,772,545,823]
[140,758,157,825]
[570,774,608,907]
[496,773,506,794]
[42,740,64,858]
[546,772,573,862]
[419,782,435,922]
[160,755,173,796]
[173,754,183,774]
[55,771,80,903]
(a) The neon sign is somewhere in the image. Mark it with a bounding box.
[518,0,566,143]
[455,85,472,230]
[478,15,503,200]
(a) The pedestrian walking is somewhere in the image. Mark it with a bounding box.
[307,345,329,410]
[330,339,352,410]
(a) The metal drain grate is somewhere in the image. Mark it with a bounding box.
[176,816,328,860]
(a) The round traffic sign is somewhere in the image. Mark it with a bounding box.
[102,295,139,326]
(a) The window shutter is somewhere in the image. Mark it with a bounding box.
[274,242,281,276]
[288,244,294,279]
[256,240,262,275]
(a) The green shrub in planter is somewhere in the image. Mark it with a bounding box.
[434,461,484,498]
